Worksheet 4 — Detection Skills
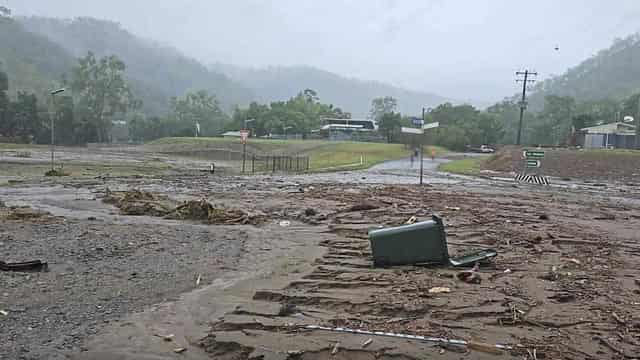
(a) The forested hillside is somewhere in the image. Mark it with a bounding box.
[211,63,448,117]
[19,16,253,114]
[0,16,74,98]
[528,33,640,109]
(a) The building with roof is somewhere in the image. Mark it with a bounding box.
[577,122,637,149]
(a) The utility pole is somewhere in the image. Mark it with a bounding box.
[420,107,425,185]
[636,97,640,150]
[515,70,537,145]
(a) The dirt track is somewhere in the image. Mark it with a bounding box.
[2,146,640,360]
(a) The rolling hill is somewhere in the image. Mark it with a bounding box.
[528,33,640,109]
[211,63,448,117]
[3,15,450,117]
[17,16,254,114]
[0,16,74,99]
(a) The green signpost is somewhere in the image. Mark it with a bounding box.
[524,150,545,159]
[526,159,541,168]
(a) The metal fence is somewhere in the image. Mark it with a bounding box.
[247,154,310,173]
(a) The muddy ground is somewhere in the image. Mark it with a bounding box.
[484,146,640,184]
[1,146,640,360]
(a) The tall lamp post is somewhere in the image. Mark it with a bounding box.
[242,119,255,173]
[49,88,65,171]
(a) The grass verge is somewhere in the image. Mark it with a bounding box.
[439,156,488,175]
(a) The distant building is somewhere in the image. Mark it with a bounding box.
[315,118,381,141]
[577,122,637,149]
[319,118,377,132]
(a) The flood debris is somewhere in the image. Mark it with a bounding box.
[103,189,173,216]
[428,287,451,294]
[404,216,417,224]
[1,206,54,221]
[331,341,340,355]
[0,260,48,272]
[304,325,511,353]
[456,263,481,284]
[44,168,69,177]
[173,347,187,354]
[548,292,576,303]
[361,338,373,348]
[166,199,263,225]
[103,190,263,225]
[277,303,297,316]
[154,333,175,342]
[343,202,380,212]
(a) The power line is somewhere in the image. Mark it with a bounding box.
[515,70,537,145]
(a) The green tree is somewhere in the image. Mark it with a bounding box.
[487,100,520,144]
[230,90,347,137]
[169,90,228,136]
[51,95,76,145]
[378,112,402,143]
[71,52,134,142]
[369,96,398,121]
[0,67,8,137]
[10,92,40,142]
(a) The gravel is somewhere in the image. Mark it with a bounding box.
[0,218,248,359]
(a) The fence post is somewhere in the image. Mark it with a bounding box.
[289,157,292,172]
[296,156,300,172]
[306,156,310,171]
[252,155,255,173]
[272,156,276,173]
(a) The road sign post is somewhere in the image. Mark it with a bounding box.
[523,150,545,158]
[401,127,424,135]
[240,129,249,173]
[522,149,545,176]
[402,121,440,185]
[526,159,541,168]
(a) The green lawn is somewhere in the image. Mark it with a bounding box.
[148,137,430,171]
[438,156,488,175]
[309,142,410,170]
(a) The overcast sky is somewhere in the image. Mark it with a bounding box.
[7,0,640,102]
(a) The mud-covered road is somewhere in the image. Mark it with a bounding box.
[2,147,640,360]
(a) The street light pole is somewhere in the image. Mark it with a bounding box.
[49,88,65,171]
[242,119,255,173]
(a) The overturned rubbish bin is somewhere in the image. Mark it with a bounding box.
[368,215,496,267]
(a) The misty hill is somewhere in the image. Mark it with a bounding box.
[18,16,253,114]
[211,63,448,117]
[0,16,74,98]
[528,33,640,109]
